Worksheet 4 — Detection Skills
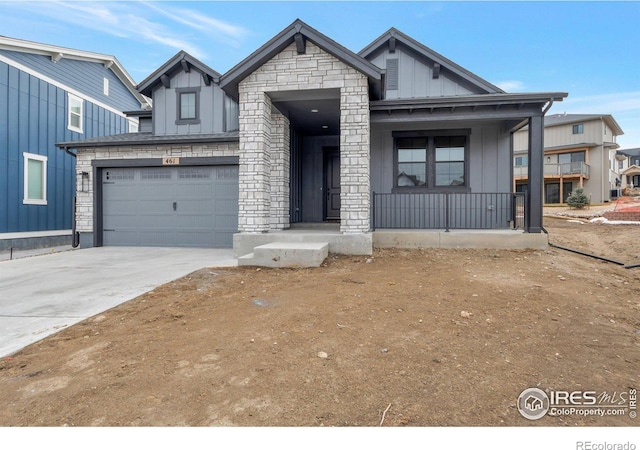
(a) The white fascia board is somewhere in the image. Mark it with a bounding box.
[0,53,129,118]
[0,37,149,109]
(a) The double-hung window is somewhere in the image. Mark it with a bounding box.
[68,93,83,133]
[176,87,200,125]
[23,152,47,205]
[394,130,469,189]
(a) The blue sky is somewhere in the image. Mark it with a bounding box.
[1,1,638,148]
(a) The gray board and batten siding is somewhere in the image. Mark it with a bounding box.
[101,165,239,248]
[0,59,132,233]
[152,69,239,135]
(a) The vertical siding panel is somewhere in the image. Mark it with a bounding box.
[8,67,21,230]
[0,62,8,231]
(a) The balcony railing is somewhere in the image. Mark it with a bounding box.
[372,192,525,231]
[514,162,590,178]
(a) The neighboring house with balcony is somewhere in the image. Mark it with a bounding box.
[0,36,149,250]
[58,19,566,260]
[513,113,623,204]
[616,147,640,191]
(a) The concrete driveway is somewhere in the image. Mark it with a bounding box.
[0,247,237,357]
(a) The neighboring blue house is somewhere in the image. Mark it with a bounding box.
[0,36,149,250]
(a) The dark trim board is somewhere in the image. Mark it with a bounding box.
[91,156,239,168]
[92,156,239,247]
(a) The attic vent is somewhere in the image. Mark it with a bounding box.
[386,58,399,90]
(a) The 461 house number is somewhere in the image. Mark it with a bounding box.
[162,157,180,165]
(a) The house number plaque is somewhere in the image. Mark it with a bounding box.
[162,157,180,165]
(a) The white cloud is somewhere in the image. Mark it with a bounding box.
[9,1,247,59]
[144,2,249,48]
[557,91,640,115]
[496,80,526,92]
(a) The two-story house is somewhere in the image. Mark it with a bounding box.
[616,147,640,191]
[0,36,149,250]
[513,113,623,204]
[58,20,566,259]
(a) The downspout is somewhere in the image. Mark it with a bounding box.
[63,146,81,248]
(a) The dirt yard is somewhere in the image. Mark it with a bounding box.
[0,217,638,427]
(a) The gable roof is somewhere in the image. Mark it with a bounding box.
[0,35,149,109]
[220,19,383,100]
[359,28,505,95]
[618,147,640,158]
[137,50,222,97]
[543,113,624,135]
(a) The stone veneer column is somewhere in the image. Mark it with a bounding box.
[340,79,371,233]
[270,112,290,230]
[238,88,272,232]
[238,41,371,235]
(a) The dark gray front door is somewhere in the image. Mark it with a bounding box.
[102,166,238,248]
[324,148,340,220]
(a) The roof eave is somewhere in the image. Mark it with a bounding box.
[359,28,505,95]
[0,36,149,109]
[137,51,222,98]
[56,132,239,150]
[370,92,567,110]
[219,19,382,100]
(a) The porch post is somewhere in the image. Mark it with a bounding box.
[526,115,544,233]
[339,77,371,233]
[269,113,290,230]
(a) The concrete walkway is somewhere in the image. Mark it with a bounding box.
[0,247,237,357]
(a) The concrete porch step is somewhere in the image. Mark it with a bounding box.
[238,241,329,268]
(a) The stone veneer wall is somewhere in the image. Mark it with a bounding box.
[238,41,371,234]
[270,113,291,230]
[74,142,239,234]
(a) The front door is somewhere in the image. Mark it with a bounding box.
[324,147,340,220]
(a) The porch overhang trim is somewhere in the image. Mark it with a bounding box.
[56,132,239,150]
[622,165,640,176]
[370,92,567,111]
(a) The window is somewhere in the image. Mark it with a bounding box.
[572,124,584,134]
[68,93,83,133]
[128,119,139,133]
[397,138,427,186]
[23,152,47,205]
[558,151,585,164]
[618,160,624,170]
[435,136,465,186]
[394,131,469,189]
[176,87,200,125]
[515,156,528,166]
[224,94,239,132]
[103,78,109,96]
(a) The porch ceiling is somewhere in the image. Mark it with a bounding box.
[270,89,340,136]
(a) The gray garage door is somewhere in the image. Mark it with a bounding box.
[102,166,238,248]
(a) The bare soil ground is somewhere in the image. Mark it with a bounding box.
[0,217,638,427]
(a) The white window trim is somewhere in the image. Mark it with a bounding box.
[23,152,47,205]
[103,77,110,96]
[68,93,84,133]
[128,118,139,133]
